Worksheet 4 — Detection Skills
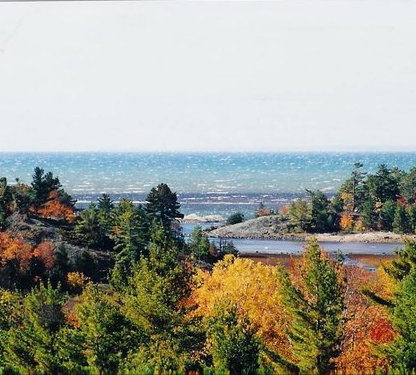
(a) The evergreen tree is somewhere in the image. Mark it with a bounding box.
[383,240,416,282]
[145,183,184,230]
[0,177,13,225]
[361,198,378,230]
[400,167,416,203]
[110,201,150,286]
[407,204,416,234]
[367,164,401,204]
[206,301,260,374]
[307,190,336,232]
[278,240,345,374]
[379,268,416,372]
[393,205,409,234]
[75,284,142,374]
[75,203,105,248]
[226,212,245,226]
[289,198,311,231]
[380,200,397,231]
[31,167,62,209]
[188,226,211,262]
[3,282,85,373]
[120,227,202,372]
[97,193,114,232]
[340,162,368,212]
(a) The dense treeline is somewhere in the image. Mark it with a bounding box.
[2,167,416,373]
[287,163,416,234]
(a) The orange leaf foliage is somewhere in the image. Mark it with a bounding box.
[0,233,56,271]
[33,241,55,269]
[0,232,33,270]
[37,190,75,222]
[336,267,395,373]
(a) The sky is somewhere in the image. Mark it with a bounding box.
[0,1,415,152]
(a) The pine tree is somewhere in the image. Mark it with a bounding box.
[289,198,311,231]
[31,167,62,209]
[379,268,416,372]
[278,239,345,374]
[188,226,211,261]
[97,193,114,232]
[380,200,397,231]
[361,198,378,230]
[75,203,105,248]
[407,204,416,234]
[393,205,409,234]
[3,282,85,373]
[206,300,260,374]
[120,227,201,372]
[145,183,184,230]
[75,284,142,374]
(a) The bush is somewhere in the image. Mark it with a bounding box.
[226,212,245,225]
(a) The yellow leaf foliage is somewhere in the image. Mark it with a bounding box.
[340,213,353,231]
[193,255,292,358]
[67,272,88,293]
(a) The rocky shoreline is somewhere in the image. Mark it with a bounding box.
[205,215,412,244]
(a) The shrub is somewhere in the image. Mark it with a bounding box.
[226,212,245,225]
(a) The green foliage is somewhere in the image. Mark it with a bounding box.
[97,193,114,229]
[307,190,338,232]
[384,240,416,282]
[226,212,245,225]
[340,162,368,212]
[112,199,148,256]
[3,282,85,373]
[31,167,63,209]
[75,203,105,248]
[407,205,416,234]
[380,200,397,231]
[393,205,410,234]
[75,284,142,374]
[289,198,311,231]
[145,183,184,232]
[278,240,345,374]
[361,198,378,230]
[119,230,203,372]
[206,301,260,374]
[367,164,401,204]
[188,226,211,261]
[378,269,416,372]
[400,167,416,203]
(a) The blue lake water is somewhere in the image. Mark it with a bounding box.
[1,152,416,218]
[1,152,412,255]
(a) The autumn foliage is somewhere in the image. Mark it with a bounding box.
[36,190,76,222]
[193,255,292,359]
[0,232,55,271]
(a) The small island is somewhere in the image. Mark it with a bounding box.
[206,163,416,244]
